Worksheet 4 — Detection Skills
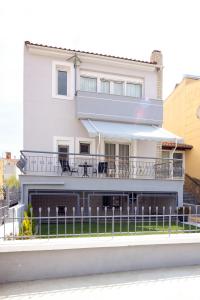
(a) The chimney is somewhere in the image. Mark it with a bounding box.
[5,152,11,159]
[150,50,163,100]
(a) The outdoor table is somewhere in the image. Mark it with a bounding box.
[78,162,93,177]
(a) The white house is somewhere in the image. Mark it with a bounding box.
[18,41,184,216]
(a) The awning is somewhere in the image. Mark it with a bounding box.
[81,119,183,143]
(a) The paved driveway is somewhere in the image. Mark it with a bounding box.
[1,265,200,299]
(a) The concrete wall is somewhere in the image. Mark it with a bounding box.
[19,174,184,207]
[1,235,200,283]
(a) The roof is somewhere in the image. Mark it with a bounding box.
[162,142,193,151]
[25,41,157,66]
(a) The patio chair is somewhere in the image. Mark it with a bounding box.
[59,160,78,176]
[98,162,108,174]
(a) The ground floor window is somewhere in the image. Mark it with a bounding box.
[58,206,65,216]
[102,195,121,208]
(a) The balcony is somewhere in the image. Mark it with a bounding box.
[17,151,184,180]
[76,91,163,126]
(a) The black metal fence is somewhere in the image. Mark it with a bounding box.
[17,150,184,180]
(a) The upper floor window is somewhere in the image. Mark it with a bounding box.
[113,81,123,95]
[57,70,67,96]
[80,142,90,154]
[101,79,110,94]
[126,83,142,98]
[80,76,97,92]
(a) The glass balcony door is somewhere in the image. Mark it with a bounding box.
[105,143,130,178]
[173,152,183,178]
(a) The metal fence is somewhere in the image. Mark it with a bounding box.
[0,186,20,226]
[17,150,184,180]
[1,205,200,240]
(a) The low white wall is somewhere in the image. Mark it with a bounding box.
[0,204,24,238]
[1,235,200,283]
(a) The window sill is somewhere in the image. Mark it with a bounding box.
[52,95,74,101]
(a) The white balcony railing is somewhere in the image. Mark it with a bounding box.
[17,150,184,180]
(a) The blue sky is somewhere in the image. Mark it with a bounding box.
[1,0,200,158]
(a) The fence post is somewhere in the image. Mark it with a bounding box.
[135,206,137,234]
[149,206,151,231]
[12,207,15,239]
[195,205,198,233]
[56,207,58,237]
[156,206,158,230]
[48,207,50,239]
[64,207,67,237]
[73,207,75,235]
[81,206,84,234]
[3,207,6,240]
[112,207,115,236]
[169,206,172,236]
[39,207,42,238]
[97,207,99,235]
[120,206,122,234]
[142,206,144,232]
[104,206,107,234]
[89,206,91,235]
[30,206,33,239]
[163,206,165,233]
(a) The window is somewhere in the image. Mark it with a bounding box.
[57,70,67,96]
[113,81,123,95]
[58,145,69,162]
[126,83,142,98]
[80,76,97,92]
[102,196,121,208]
[80,143,90,154]
[173,152,183,177]
[58,206,65,216]
[101,79,110,93]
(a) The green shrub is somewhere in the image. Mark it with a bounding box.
[19,205,35,236]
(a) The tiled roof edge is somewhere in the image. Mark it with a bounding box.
[25,41,157,65]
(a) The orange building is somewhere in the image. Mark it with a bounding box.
[163,75,200,180]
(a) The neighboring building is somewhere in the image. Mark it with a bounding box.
[18,41,184,216]
[163,75,200,180]
[0,152,19,186]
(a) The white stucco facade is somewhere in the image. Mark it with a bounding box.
[21,42,184,207]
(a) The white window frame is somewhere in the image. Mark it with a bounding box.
[79,142,90,155]
[80,76,97,93]
[53,136,74,169]
[162,149,185,178]
[112,81,124,96]
[79,70,144,97]
[100,78,110,94]
[126,82,142,98]
[52,61,74,100]
[75,137,95,154]
[53,136,74,153]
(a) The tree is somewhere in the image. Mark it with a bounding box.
[4,176,19,188]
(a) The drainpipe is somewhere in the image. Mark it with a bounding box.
[66,53,81,96]
[73,53,81,96]
[171,138,178,179]
[172,138,178,155]
[74,61,77,96]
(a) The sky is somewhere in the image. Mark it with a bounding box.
[1,0,200,158]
